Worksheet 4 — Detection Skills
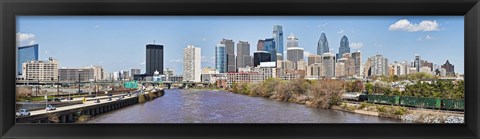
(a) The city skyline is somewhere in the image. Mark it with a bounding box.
[16,16,464,74]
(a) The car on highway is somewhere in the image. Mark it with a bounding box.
[94,99,101,103]
[107,97,112,101]
[16,109,30,117]
[46,105,56,111]
[53,98,62,102]
[116,96,122,101]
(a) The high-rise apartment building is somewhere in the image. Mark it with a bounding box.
[351,51,362,77]
[183,45,201,82]
[307,54,322,66]
[287,47,304,70]
[130,68,141,79]
[367,53,389,76]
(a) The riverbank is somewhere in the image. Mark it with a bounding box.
[332,102,464,123]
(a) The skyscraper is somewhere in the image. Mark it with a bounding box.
[441,60,455,75]
[351,51,362,77]
[215,44,227,73]
[368,53,388,76]
[220,39,236,73]
[130,68,141,79]
[317,33,329,55]
[17,44,39,76]
[253,51,271,67]
[322,52,335,78]
[236,41,252,69]
[414,55,422,72]
[307,54,322,66]
[338,35,350,59]
[264,38,277,62]
[184,45,201,82]
[146,44,164,75]
[273,25,284,56]
[257,39,265,51]
[287,47,304,70]
[287,33,299,48]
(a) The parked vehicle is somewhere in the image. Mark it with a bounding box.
[53,98,62,102]
[16,109,31,117]
[46,105,56,111]
[94,99,101,103]
[116,96,122,101]
[107,97,112,101]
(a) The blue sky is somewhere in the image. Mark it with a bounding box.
[16,16,464,75]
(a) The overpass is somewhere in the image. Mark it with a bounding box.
[16,93,137,123]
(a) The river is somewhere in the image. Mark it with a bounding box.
[86,89,405,123]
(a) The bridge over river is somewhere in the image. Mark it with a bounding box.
[86,89,406,123]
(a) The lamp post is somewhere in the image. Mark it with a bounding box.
[78,69,82,95]
[57,75,60,96]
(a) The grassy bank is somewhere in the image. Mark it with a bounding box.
[228,78,344,109]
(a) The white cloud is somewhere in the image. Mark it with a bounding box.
[388,19,441,32]
[350,42,364,50]
[16,33,36,46]
[316,23,328,29]
[418,35,435,41]
[44,50,48,55]
[337,30,345,34]
[169,58,183,63]
[140,61,146,65]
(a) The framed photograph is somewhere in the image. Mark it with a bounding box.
[1,0,479,138]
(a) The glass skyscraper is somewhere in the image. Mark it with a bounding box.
[339,35,350,58]
[317,33,329,55]
[17,44,39,75]
[215,44,227,73]
[264,38,276,62]
[273,25,283,56]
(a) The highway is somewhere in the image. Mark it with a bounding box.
[25,93,135,117]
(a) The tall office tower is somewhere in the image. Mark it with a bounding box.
[146,44,164,75]
[220,39,236,73]
[257,39,265,51]
[236,41,252,69]
[17,44,39,76]
[307,54,322,66]
[273,25,284,56]
[368,53,389,76]
[351,51,362,77]
[441,60,455,75]
[22,57,58,81]
[338,35,350,59]
[317,33,329,55]
[287,33,298,48]
[322,52,335,78]
[130,68,141,79]
[414,55,422,72]
[215,44,227,73]
[183,45,201,82]
[264,38,277,62]
[287,47,304,70]
[253,51,271,67]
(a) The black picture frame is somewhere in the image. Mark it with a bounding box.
[1,0,479,138]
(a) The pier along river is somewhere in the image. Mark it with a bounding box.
[86,89,405,123]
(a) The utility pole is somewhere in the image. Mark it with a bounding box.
[57,75,60,95]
